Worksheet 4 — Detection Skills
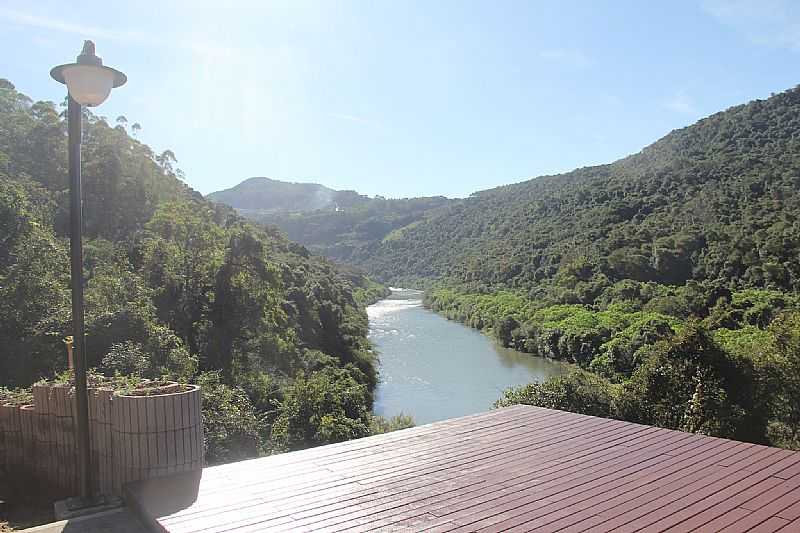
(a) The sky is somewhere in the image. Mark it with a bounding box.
[1,1,799,198]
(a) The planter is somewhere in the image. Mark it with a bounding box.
[49,384,78,494]
[0,404,22,475]
[112,384,203,494]
[2,380,203,498]
[19,405,37,478]
[32,384,56,490]
[89,387,115,496]
[0,403,7,471]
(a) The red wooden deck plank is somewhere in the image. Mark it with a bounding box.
[748,516,792,532]
[311,437,664,531]
[740,476,800,512]
[369,422,685,531]
[163,410,553,515]
[518,443,765,532]
[777,498,800,521]
[692,506,753,532]
[125,405,800,533]
[648,474,786,532]
[186,413,651,532]
[454,448,745,531]
[181,407,563,499]
[161,410,592,522]
[425,439,766,532]
[775,456,800,480]
[369,444,665,530]
[715,481,800,532]
[438,436,748,532]
[629,472,781,532]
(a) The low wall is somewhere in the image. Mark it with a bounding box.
[0,382,203,498]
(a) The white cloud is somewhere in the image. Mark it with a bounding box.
[664,90,697,115]
[538,48,590,68]
[0,7,154,46]
[0,6,237,59]
[703,0,800,51]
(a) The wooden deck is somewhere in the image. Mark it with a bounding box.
[127,405,800,532]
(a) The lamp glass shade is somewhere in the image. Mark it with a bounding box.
[62,65,115,107]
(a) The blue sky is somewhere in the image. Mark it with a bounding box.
[1,1,799,198]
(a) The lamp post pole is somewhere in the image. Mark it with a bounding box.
[67,94,91,500]
[51,41,126,504]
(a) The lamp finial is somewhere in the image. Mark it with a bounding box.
[82,40,95,56]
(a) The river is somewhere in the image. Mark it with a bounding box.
[370,288,568,425]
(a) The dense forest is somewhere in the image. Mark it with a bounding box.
[5,68,799,466]
[210,177,455,263]
[358,88,800,292]
[0,78,404,465]
[417,88,800,451]
[221,87,800,450]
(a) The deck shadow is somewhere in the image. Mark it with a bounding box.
[125,470,202,532]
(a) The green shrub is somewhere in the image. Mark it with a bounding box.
[495,369,617,418]
[369,413,416,435]
[196,372,264,464]
[271,366,371,451]
[617,322,768,443]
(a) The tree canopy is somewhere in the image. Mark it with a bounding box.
[0,79,399,463]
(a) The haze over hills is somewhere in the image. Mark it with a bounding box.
[361,87,800,295]
[208,177,369,213]
[214,86,800,300]
[208,177,456,263]
[204,86,800,452]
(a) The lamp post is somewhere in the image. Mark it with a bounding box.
[50,41,126,502]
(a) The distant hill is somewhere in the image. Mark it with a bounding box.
[352,87,800,297]
[208,178,457,263]
[207,177,370,213]
[213,88,800,300]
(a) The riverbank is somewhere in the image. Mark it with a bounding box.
[368,289,568,424]
[422,286,800,451]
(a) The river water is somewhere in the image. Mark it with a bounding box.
[370,288,568,425]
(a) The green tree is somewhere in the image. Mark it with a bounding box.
[617,323,767,442]
[271,367,371,451]
[496,369,616,418]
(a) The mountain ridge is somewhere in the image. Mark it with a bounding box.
[209,86,800,299]
[208,176,354,212]
[208,176,457,263]
[352,86,800,294]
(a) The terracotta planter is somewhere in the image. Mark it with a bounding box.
[112,384,203,494]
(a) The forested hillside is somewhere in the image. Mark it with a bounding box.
[413,87,800,450]
[209,177,455,263]
[0,79,402,464]
[362,88,800,293]
[206,87,800,450]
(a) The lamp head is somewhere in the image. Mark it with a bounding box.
[51,40,126,107]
